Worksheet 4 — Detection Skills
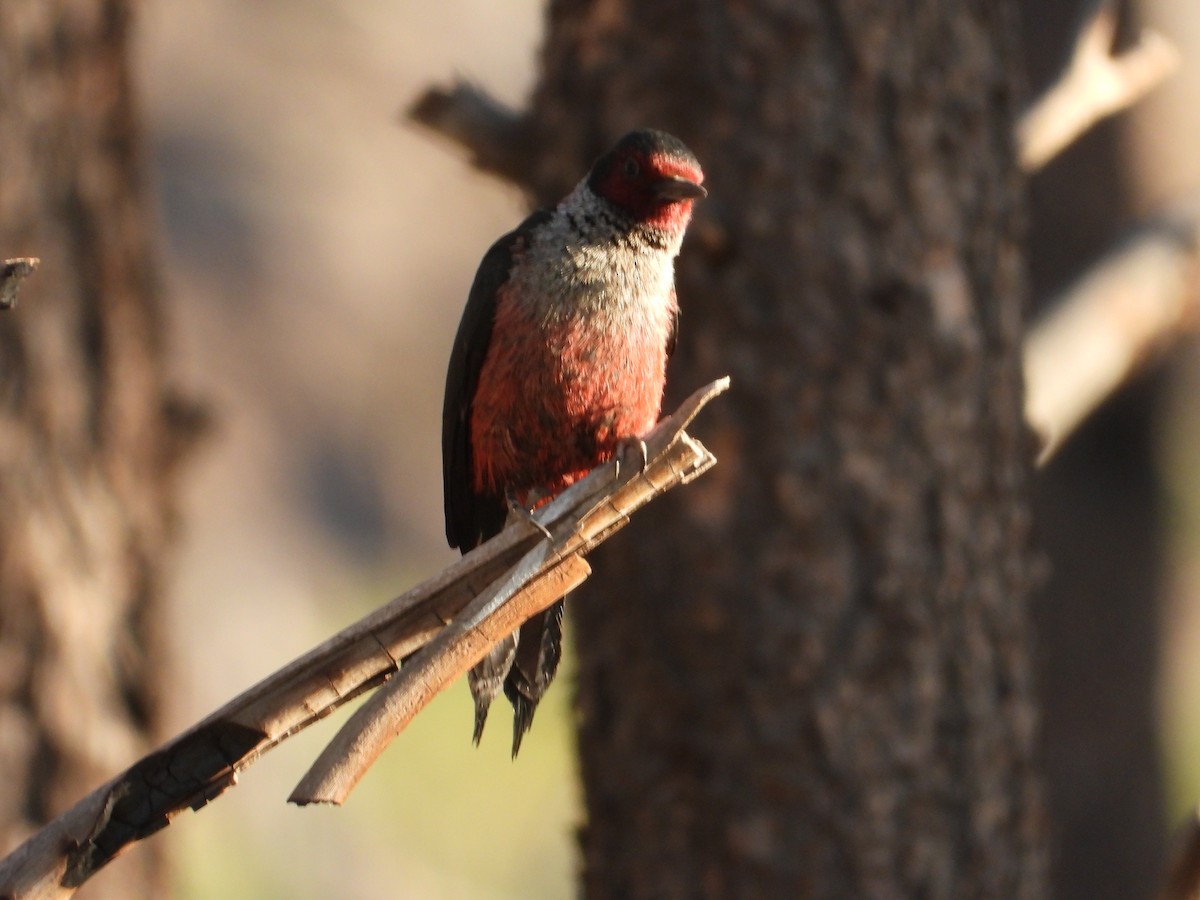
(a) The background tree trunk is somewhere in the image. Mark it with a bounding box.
[517,1,1048,896]
[1019,2,1168,896]
[0,1,192,896]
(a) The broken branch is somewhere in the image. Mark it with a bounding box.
[407,84,537,188]
[1016,0,1179,172]
[1024,198,1200,462]
[1,257,39,309]
[291,377,729,804]
[0,377,729,899]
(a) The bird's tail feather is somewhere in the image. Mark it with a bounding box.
[467,631,518,745]
[504,599,565,756]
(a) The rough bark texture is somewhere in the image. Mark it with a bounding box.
[0,2,190,896]
[519,1,1048,896]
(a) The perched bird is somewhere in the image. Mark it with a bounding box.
[442,128,706,755]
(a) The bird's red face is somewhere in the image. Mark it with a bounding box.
[588,130,706,232]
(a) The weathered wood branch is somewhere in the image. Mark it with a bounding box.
[0,378,729,900]
[292,377,729,804]
[407,85,537,188]
[1017,0,1179,172]
[0,257,39,309]
[1025,197,1200,462]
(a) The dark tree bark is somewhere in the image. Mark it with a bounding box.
[513,1,1047,896]
[0,2,193,896]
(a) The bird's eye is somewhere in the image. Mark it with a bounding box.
[623,157,640,178]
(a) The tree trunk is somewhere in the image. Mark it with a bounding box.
[520,1,1048,896]
[1019,3,1168,896]
[0,2,193,896]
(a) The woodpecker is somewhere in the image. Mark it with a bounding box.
[442,128,706,755]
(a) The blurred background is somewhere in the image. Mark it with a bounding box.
[134,3,576,898]
[105,0,1200,897]
[1131,0,1200,816]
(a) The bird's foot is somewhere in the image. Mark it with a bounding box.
[614,437,650,480]
[505,486,552,539]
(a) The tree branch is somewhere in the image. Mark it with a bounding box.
[292,377,730,804]
[291,554,592,806]
[1024,198,1200,463]
[406,84,538,188]
[0,378,730,899]
[1016,0,1179,172]
[1,257,39,309]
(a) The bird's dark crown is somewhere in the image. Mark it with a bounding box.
[585,129,705,229]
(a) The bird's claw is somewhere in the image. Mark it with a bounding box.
[505,487,552,539]
[614,437,650,480]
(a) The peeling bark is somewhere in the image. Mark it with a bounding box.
[0,2,196,896]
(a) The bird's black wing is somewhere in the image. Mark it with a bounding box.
[442,208,553,550]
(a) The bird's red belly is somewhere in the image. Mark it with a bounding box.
[470,304,668,500]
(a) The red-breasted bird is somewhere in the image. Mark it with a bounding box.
[442,128,705,755]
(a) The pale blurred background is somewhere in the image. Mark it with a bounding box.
[1131,0,1200,823]
[120,1,1200,898]
[135,3,576,898]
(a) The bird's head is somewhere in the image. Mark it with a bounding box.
[586,129,706,233]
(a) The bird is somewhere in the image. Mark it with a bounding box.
[442,128,706,755]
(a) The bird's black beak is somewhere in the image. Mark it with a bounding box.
[653,176,707,201]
